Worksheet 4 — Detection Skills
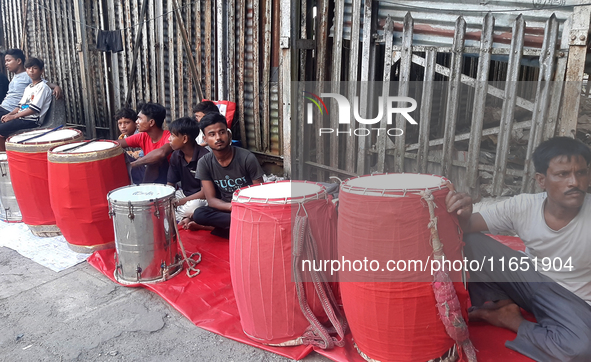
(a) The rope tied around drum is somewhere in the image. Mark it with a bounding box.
[420,189,478,362]
[173,201,202,278]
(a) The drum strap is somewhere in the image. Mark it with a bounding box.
[421,190,477,362]
[291,209,348,350]
[173,214,203,278]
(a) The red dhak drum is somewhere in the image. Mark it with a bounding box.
[230,181,344,347]
[6,128,84,237]
[48,140,130,253]
[338,173,475,362]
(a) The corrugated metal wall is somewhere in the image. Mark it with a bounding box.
[0,0,282,158]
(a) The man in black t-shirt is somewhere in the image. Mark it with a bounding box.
[191,113,264,238]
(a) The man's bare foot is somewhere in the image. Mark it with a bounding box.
[185,221,214,231]
[178,217,191,229]
[469,301,524,333]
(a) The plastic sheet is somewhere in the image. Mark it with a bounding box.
[88,229,533,361]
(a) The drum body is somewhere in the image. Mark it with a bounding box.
[108,184,181,284]
[230,181,338,345]
[48,141,130,252]
[338,174,469,362]
[6,128,84,236]
[0,152,22,222]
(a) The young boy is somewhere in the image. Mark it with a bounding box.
[187,113,264,238]
[193,100,220,147]
[117,102,170,184]
[166,117,210,225]
[0,57,52,150]
[115,107,144,184]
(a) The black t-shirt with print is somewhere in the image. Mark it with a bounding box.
[196,146,264,202]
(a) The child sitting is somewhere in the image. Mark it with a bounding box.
[0,57,52,151]
[193,101,220,147]
[166,117,211,226]
[115,108,144,184]
[117,102,170,184]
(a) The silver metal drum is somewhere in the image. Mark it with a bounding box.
[108,184,181,284]
[0,152,22,222]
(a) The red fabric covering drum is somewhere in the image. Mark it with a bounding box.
[6,128,84,237]
[338,173,473,362]
[230,181,344,348]
[48,140,130,253]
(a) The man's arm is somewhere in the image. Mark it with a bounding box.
[116,138,129,148]
[252,177,263,185]
[130,143,173,168]
[445,182,489,234]
[1,107,35,122]
[202,180,231,212]
[46,83,62,100]
[176,189,206,206]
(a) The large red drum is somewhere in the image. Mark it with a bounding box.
[6,128,84,237]
[338,173,471,362]
[48,140,130,252]
[230,181,342,346]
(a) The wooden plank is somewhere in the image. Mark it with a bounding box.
[95,0,110,132]
[279,0,291,175]
[149,0,157,104]
[132,0,142,103]
[228,0,235,102]
[296,0,307,179]
[73,0,97,138]
[441,16,466,177]
[356,0,373,174]
[522,14,559,193]
[121,0,131,106]
[394,12,413,172]
[106,0,121,111]
[262,0,272,152]
[168,0,176,119]
[174,0,204,105]
[62,0,82,124]
[216,0,226,100]
[558,5,591,138]
[205,0,212,99]
[252,0,261,151]
[492,15,525,196]
[545,18,570,139]
[156,0,165,104]
[329,0,345,169]
[186,1,193,111]
[237,0,247,147]
[50,0,72,122]
[195,0,202,102]
[376,16,394,173]
[345,0,361,174]
[125,0,149,107]
[466,12,494,191]
[417,48,436,173]
[141,0,150,102]
[178,1,185,116]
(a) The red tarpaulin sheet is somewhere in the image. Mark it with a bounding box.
[88,230,534,361]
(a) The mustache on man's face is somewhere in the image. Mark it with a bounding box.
[565,188,585,195]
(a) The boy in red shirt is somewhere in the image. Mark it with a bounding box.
[117,102,170,184]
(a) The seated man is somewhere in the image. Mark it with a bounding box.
[447,137,591,361]
[165,117,210,224]
[193,100,220,147]
[115,107,144,184]
[117,102,170,184]
[188,113,263,238]
[0,57,52,150]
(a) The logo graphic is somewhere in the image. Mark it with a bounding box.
[305,92,418,137]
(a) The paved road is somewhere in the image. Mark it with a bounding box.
[0,247,330,362]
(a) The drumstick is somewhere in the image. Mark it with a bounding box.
[16,125,64,144]
[59,138,98,153]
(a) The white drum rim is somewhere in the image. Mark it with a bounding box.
[8,128,81,144]
[108,184,176,204]
[232,180,327,204]
[340,173,449,197]
[51,140,118,154]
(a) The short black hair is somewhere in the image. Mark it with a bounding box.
[24,57,44,70]
[113,108,137,122]
[5,49,25,64]
[138,102,166,128]
[199,113,227,133]
[533,137,591,174]
[192,100,220,115]
[169,117,200,141]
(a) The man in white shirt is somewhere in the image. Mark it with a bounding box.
[447,137,591,361]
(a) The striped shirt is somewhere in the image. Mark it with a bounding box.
[18,80,52,124]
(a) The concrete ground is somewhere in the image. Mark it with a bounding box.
[0,246,330,362]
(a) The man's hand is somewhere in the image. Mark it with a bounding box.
[175,197,187,207]
[1,114,16,123]
[52,86,63,100]
[444,181,473,221]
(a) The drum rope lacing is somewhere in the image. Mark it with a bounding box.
[287,202,348,350]
[172,200,202,278]
[420,190,477,362]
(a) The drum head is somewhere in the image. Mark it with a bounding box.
[342,173,447,196]
[52,140,117,153]
[108,184,175,202]
[9,129,80,144]
[233,181,326,204]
